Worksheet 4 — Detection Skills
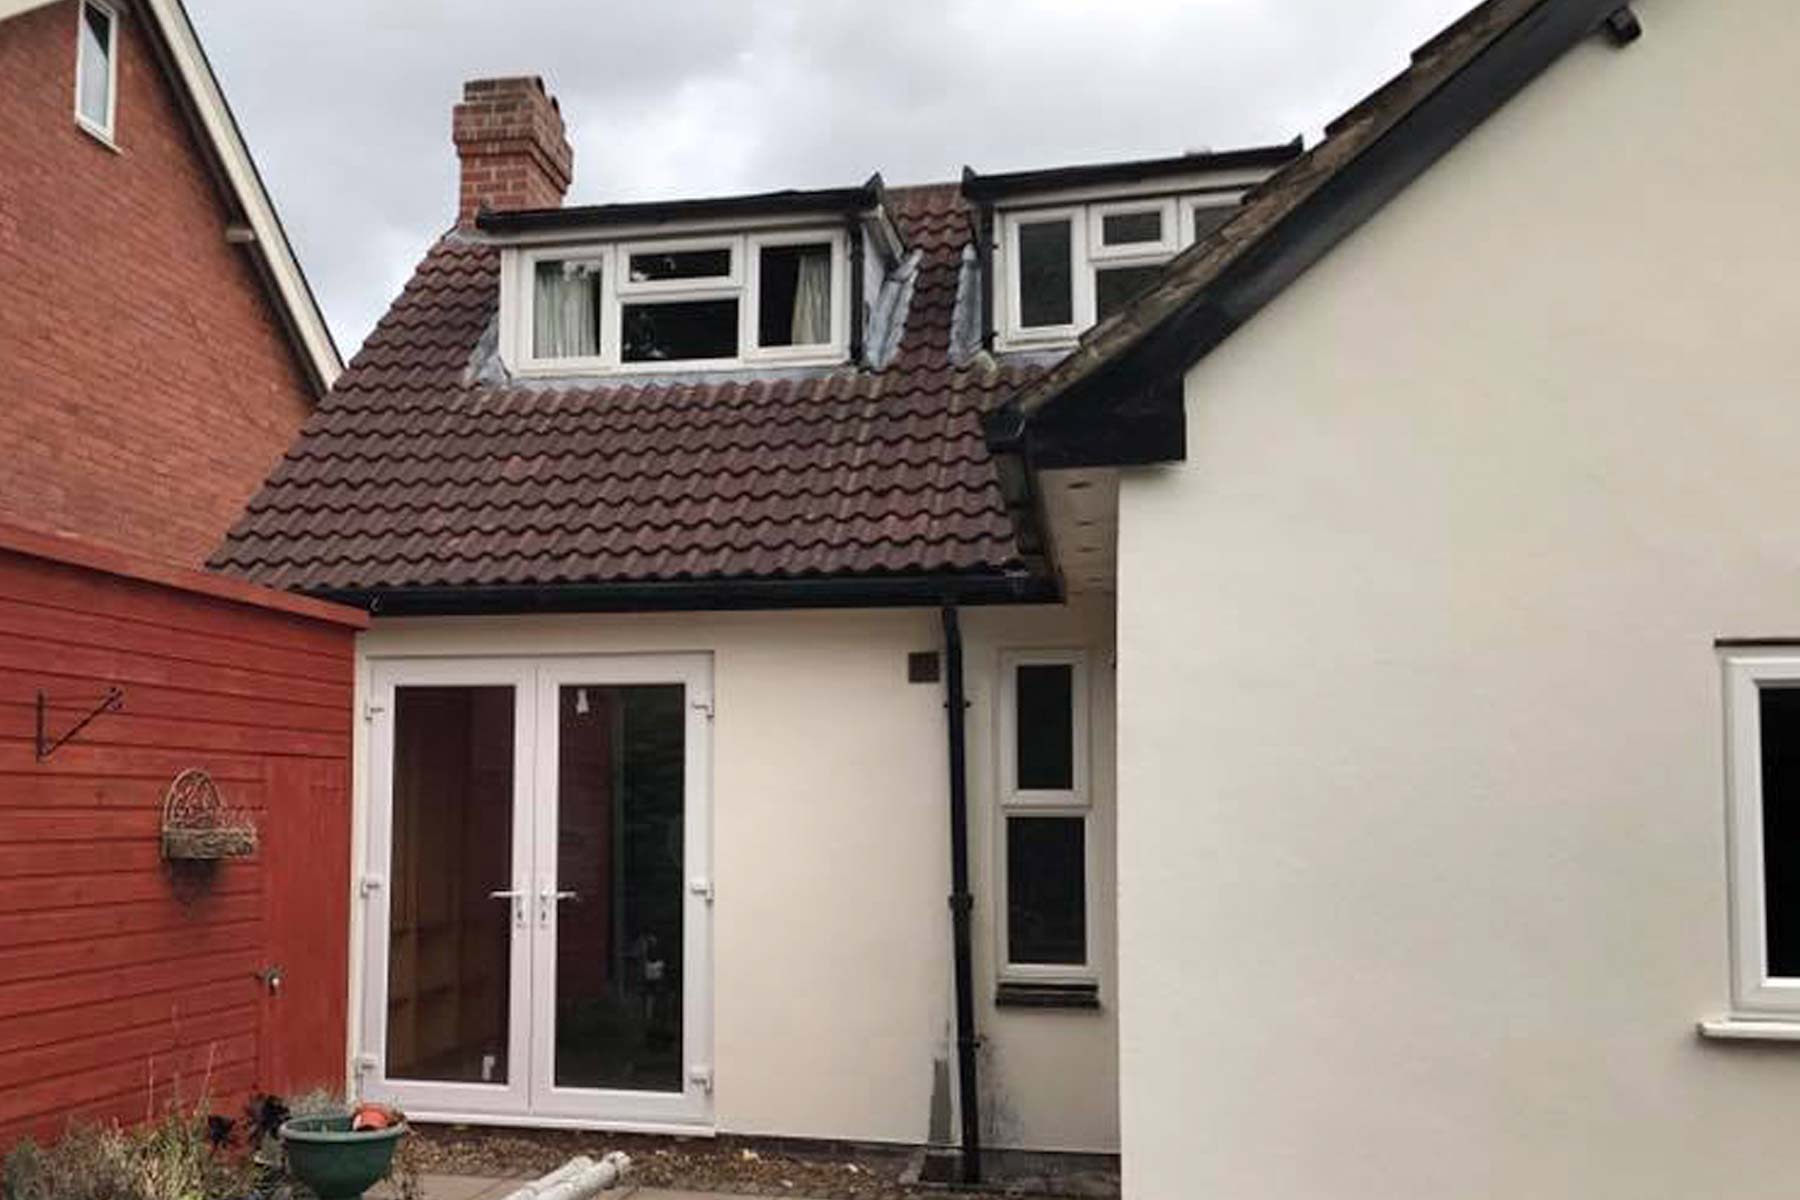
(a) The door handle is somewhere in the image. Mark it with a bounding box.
[489,888,526,927]
[538,885,579,926]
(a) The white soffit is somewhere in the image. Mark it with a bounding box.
[1040,468,1118,595]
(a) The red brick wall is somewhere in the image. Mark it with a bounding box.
[453,76,572,227]
[0,1,319,567]
[0,523,363,1146]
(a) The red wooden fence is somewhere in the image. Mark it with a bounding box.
[0,521,365,1147]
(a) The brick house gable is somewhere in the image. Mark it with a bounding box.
[0,0,334,565]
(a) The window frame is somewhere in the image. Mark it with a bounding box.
[517,246,612,373]
[745,229,850,364]
[999,208,1087,347]
[73,0,119,145]
[1088,198,1178,260]
[504,228,848,375]
[1724,652,1800,1015]
[997,649,1096,982]
[995,190,1252,350]
[1180,192,1242,244]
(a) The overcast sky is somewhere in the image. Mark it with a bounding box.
[185,0,1471,357]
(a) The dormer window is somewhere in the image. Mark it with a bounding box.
[503,229,849,375]
[998,193,1236,347]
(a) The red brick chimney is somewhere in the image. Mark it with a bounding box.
[452,76,573,227]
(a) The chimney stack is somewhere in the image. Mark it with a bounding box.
[452,76,573,227]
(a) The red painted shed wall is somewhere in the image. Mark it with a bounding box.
[0,522,364,1147]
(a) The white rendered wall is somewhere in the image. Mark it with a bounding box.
[348,602,1116,1150]
[1115,2,1800,1196]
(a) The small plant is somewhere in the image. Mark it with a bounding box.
[1,1109,251,1200]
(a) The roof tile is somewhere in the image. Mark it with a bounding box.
[213,183,1037,592]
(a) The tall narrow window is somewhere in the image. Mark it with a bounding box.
[757,242,833,348]
[532,259,603,360]
[75,0,117,140]
[1723,653,1800,1015]
[1016,218,1074,330]
[999,651,1091,976]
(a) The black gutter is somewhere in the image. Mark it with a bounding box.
[477,175,885,235]
[848,216,866,364]
[311,571,1058,617]
[940,606,982,1184]
[961,140,1302,203]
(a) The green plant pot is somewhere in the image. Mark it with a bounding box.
[278,1114,406,1200]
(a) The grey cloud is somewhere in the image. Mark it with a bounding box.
[186,0,1471,356]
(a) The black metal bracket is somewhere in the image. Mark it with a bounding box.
[36,687,124,761]
[1603,7,1642,46]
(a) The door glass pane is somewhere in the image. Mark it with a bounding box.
[554,683,686,1091]
[1007,815,1087,965]
[1762,686,1800,976]
[1015,663,1074,791]
[1017,218,1073,328]
[386,686,515,1084]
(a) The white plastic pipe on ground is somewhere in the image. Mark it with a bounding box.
[496,1152,631,1200]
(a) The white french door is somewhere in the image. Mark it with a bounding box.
[359,654,713,1130]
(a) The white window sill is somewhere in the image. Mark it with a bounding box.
[76,117,120,154]
[1697,1016,1800,1041]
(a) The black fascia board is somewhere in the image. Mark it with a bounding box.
[311,571,1060,617]
[477,177,883,235]
[1008,0,1630,470]
[961,141,1302,204]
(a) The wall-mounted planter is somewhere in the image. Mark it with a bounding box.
[160,768,258,860]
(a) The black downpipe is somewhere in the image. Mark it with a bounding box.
[941,605,982,1182]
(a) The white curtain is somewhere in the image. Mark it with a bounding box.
[789,250,831,346]
[534,261,601,358]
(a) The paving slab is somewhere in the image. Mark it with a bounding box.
[396,1177,773,1200]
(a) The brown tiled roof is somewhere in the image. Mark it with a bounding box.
[211,185,1040,595]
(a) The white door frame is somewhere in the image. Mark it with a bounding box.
[528,654,714,1126]
[357,652,714,1131]
[360,657,537,1118]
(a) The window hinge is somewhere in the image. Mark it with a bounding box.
[692,699,714,720]
[359,874,384,898]
[354,1053,379,1077]
[689,1065,714,1094]
[363,701,386,722]
[689,877,715,903]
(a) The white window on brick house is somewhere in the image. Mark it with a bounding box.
[74,0,118,142]
[1722,652,1800,1016]
[998,650,1094,980]
[504,229,848,375]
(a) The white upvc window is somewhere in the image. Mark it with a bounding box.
[1180,193,1239,245]
[1723,652,1800,1016]
[996,190,1245,349]
[503,228,848,375]
[74,0,118,143]
[997,649,1095,980]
